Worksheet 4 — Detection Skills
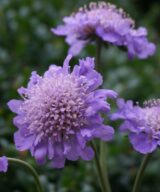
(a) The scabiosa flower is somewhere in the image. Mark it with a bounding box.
[52,2,156,59]
[8,55,117,168]
[110,98,160,154]
[0,156,8,172]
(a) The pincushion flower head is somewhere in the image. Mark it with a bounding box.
[8,55,117,168]
[52,1,156,59]
[110,98,160,154]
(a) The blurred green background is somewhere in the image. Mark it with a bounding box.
[0,0,160,191]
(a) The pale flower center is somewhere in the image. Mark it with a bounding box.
[143,99,160,132]
[75,1,134,40]
[20,73,89,142]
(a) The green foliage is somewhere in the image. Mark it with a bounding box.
[0,0,160,191]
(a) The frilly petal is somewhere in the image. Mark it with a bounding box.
[51,143,65,168]
[93,125,114,141]
[34,143,47,165]
[7,100,23,114]
[0,156,8,173]
[28,71,41,88]
[14,131,35,151]
[44,65,62,77]
[68,41,86,56]
[51,26,68,35]
[62,54,72,74]
[80,146,94,161]
[129,132,157,154]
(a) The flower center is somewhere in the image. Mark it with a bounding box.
[75,1,134,41]
[21,73,88,142]
[143,99,160,108]
[143,99,160,132]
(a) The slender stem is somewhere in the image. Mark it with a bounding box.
[100,142,106,167]
[8,158,44,192]
[91,142,109,192]
[132,154,152,192]
[95,38,111,192]
[95,38,102,73]
[100,142,111,192]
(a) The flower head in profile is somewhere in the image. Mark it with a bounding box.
[52,1,156,59]
[0,156,8,173]
[110,98,160,154]
[8,55,117,168]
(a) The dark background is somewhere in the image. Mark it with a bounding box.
[0,0,160,191]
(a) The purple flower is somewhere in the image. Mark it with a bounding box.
[8,55,117,168]
[52,2,156,59]
[110,98,160,154]
[0,156,8,173]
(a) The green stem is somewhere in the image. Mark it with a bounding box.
[100,142,111,192]
[91,142,107,192]
[8,158,44,192]
[132,154,151,192]
[95,38,102,73]
[95,38,111,192]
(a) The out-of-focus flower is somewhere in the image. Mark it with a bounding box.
[110,98,160,154]
[52,1,156,59]
[8,55,117,168]
[0,156,8,172]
